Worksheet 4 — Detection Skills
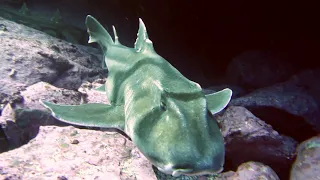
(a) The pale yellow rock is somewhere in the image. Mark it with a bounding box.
[0,126,157,180]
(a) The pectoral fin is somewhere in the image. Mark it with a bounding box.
[206,88,232,115]
[40,100,125,130]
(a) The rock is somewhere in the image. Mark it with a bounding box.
[0,16,106,102]
[230,69,320,133]
[285,69,320,107]
[218,106,297,179]
[290,136,320,180]
[0,82,83,148]
[0,103,57,149]
[19,81,83,110]
[77,79,109,104]
[0,92,23,108]
[0,126,9,153]
[217,161,280,180]
[0,126,157,180]
[226,50,296,89]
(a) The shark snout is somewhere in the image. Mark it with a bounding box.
[158,162,224,177]
[157,164,193,177]
[157,154,224,177]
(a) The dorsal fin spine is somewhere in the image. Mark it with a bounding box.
[112,25,121,45]
[134,18,155,53]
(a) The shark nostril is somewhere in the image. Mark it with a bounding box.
[160,101,167,111]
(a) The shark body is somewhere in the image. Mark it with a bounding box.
[41,15,232,177]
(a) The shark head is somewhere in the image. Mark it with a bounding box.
[126,79,226,177]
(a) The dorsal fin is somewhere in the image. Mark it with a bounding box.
[86,15,114,53]
[134,18,155,53]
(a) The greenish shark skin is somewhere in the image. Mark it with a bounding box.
[41,15,232,177]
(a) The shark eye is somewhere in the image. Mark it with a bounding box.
[160,101,167,111]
